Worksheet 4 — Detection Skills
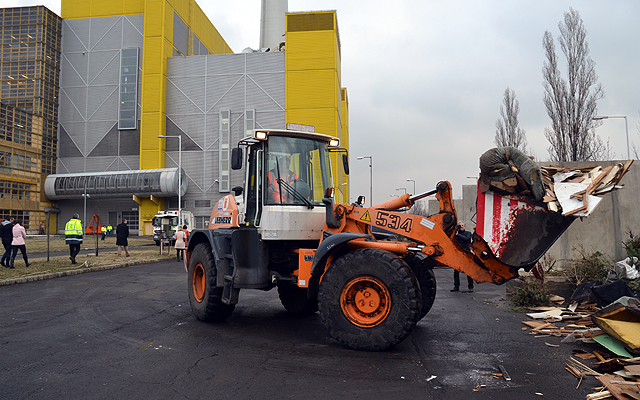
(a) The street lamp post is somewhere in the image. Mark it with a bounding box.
[158,135,183,224]
[593,115,629,159]
[396,187,406,194]
[406,178,416,194]
[357,156,372,207]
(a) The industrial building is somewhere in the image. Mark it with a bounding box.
[0,6,61,230]
[0,0,349,234]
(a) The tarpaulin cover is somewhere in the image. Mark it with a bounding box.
[592,297,640,351]
[479,147,545,201]
[570,280,602,302]
[590,279,635,308]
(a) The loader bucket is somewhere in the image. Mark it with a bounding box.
[475,187,573,269]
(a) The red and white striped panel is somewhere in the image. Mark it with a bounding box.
[476,187,546,258]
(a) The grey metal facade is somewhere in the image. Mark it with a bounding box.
[58,14,144,174]
[166,51,285,226]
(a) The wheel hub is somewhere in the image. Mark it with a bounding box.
[192,263,206,303]
[340,276,391,327]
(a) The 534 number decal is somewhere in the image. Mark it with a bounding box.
[375,211,412,233]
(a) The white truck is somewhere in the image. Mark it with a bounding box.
[152,210,193,246]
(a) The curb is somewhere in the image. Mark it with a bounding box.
[0,259,164,286]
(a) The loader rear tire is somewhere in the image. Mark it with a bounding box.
[188,242,235,322]
[278,283,318,315]
[318,249,421,351]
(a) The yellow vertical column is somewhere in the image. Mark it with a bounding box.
[139,0,173,233]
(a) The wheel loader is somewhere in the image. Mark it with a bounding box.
[185,129,575,351]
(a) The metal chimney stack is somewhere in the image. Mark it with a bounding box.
[260,0,288,51]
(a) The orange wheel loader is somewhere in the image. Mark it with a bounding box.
[186,129,575,351]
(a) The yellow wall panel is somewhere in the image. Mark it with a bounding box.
[144,1,165,38]
[62,0,145,18]
[286,70,338,109]
[171,0,190,24]
[90,0,123,17]
[141,75,163,113]
[123,0,146,15]
[286,32,336,70]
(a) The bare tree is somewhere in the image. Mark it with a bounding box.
[542,8,606,161]
[494,87,528,152]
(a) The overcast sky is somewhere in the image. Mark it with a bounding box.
[10,0,640,205]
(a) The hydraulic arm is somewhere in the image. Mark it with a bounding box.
[325,181,548,285]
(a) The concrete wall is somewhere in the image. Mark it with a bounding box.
[429,161,639,268]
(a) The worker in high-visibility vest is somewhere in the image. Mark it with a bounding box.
[101,225,106,241]
[65,213,83,264]
[267,156,299,203]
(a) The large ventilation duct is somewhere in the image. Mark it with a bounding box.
[44,168,187,200]
[260,0,288,50]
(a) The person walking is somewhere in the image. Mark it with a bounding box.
[451,221,474,292]
[116,219,130,257]
[65,213,83,264]
[101,225,107,241]
[1,216,14,267]
[9,220,30,269]
[174,225,189,262]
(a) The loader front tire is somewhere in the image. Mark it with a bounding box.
[188,242,235,322]
[318,249,421,351]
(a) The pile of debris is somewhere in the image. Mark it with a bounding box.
[521,285,640,399]
[540,161,634,216]
[478,146,634,217]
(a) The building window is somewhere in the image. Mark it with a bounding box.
[194,200,210,208]
[118,48,138,130]
[219,110,230,192]
[121,211,139,232]
[245,109,255,136]
[0,151,11,173]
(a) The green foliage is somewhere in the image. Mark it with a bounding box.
[623,231,640,259]
[510,279,553,308]
[565,249,612,285]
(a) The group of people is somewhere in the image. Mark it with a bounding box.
[1,216,31,269]
[65,214,131,264]
[100,224,114,240]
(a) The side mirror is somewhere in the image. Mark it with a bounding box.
[231,147,243,170]
[342,154,350,175]
[232,186,243,196]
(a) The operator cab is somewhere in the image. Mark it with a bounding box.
[232,130,341,241]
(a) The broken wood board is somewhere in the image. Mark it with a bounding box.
[596,374,640,400]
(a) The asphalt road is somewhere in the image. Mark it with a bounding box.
[0,260,598,399]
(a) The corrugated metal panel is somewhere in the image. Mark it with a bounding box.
[286,32,336,70]
[58,157,85,173]
[206,54,245,76]
[57,126,83,158]
[287,13,334,32]
[173,12,189,57]
[59,87,87,121]
[86,156,119,172]
[88,50,120,85]
[89,16,123,51]
[119,130,140,156]
[86,85,118,119]
[62,121,87,150]
[86,120,118,151]
[256,112,285,130]
[246,52,284,73]
[119,155,140,170]
[89,125,119,157]
[61,52,89,86]
[287,70,337,109]
[122,15,144,48]
[63,19,90,50]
